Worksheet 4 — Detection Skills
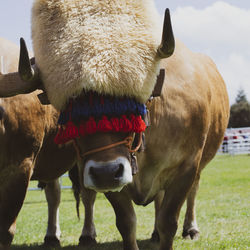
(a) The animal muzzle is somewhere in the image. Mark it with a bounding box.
[84,157,133,192]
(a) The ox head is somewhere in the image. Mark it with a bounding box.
[52,9,175,193]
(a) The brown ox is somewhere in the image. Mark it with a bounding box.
[62,11,228,250]
[0,38,97,249]
[73,46,229,250]
[0,9,229,250]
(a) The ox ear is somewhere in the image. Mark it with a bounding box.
[152,69,165,97]
[37,92,50,105]
[29,56,50,105]
[157,8,175,58]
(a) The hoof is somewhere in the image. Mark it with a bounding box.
[182,228,200,240]
[43,236,61,248]
[79,235,97,246]
[150,231,160,242]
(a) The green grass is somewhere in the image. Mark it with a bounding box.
[11,155,250,250]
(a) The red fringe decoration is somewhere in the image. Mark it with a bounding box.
[86,117,97,134]
[54,115,147,145]
[65,121,79,138]
[97,116,113,132]
[111,117,120,132]
[131,115,146,133]
[54,121,79,145]
[54,127,67,144]
[120,115,133,132]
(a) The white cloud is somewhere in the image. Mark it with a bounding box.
[172,1,250,104]
[217,54,250,102]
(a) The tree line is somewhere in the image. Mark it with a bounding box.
[228,88,250,128]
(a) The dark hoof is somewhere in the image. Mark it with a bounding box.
[43,236,61,248]
[182,228,200,240]
[150,231,160,242]
[79,236,97,246]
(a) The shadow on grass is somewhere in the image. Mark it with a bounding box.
[11,239,159,250]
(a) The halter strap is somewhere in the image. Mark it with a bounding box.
[73,132,143,160]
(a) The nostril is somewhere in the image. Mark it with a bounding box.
[114,164,124,179]
[89,166,97,178]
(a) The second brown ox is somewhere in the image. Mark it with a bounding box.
[0,37,97,249]
[73,44,229,250]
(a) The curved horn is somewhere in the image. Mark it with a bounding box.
[19,38,39,82]
[157,8,175,58]
[0,38,41,97]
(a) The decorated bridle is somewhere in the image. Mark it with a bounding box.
[54,69,165,175]
[80,132,143,158]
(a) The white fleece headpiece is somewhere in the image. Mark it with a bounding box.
[32,0,161,110]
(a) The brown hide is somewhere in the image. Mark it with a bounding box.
[0,38,76,247]
[129,40,229,204]
[0,93,76,180]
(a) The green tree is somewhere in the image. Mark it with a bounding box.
[235,88,247,103]
[228,88,250,128]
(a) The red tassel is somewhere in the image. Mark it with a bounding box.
[97,116,113,132]
[120,115,133,132]
[86,117,97,134]
[54,124,78,145]
[54,127,65,144]
[79,121,86,136]
[111,117,120,132]
[131,115,146,133]
[64,121,79,139]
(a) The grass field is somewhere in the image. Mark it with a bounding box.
[11,155,250,250]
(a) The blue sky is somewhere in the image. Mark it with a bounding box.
[1,1,250,104]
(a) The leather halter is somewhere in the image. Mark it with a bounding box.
[73,132,143,160]
[71,68,165,160]
[71,68,165,162]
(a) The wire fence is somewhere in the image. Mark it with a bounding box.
[28,174,71,191]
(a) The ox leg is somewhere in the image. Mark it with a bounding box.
[182,173,200,240]
[43,179,61,247]
[151,191,164,242]
[79,187,97,246]
[0,159,32,249]
[157,162,198,250]
[105,191,138,250]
